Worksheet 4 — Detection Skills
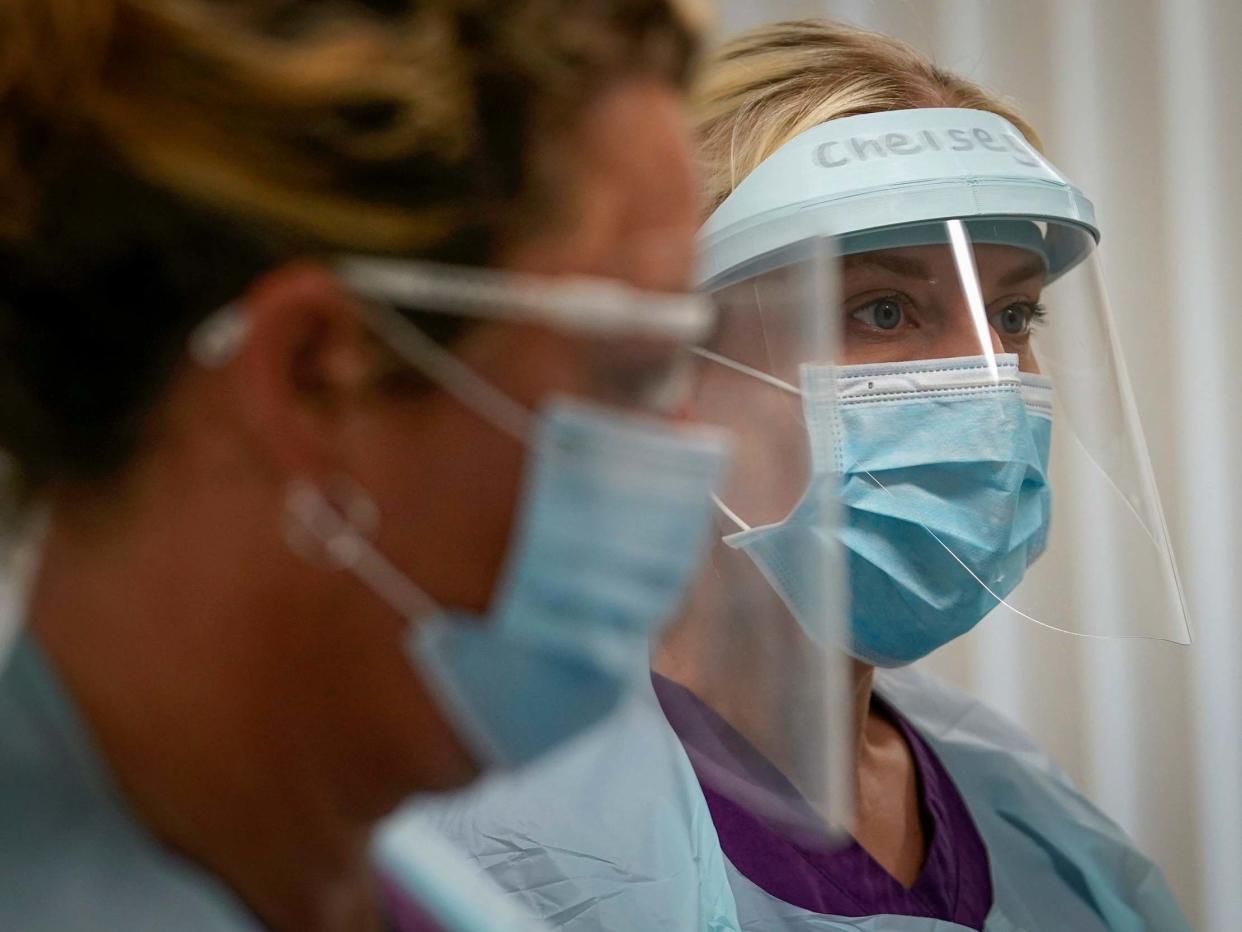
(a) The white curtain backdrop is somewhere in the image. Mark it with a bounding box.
[713,2,1242,928]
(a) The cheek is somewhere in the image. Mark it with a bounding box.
[346,400,527,614]
[839,331,937,365]
[708,388,808,525]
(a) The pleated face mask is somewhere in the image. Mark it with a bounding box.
[721,354,1052,667]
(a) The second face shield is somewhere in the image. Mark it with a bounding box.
[653,239,855,844]
[699,107,1190,662]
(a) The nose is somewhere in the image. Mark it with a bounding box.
[937,293,1004,359]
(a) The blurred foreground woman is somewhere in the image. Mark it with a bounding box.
[0,1,727,930]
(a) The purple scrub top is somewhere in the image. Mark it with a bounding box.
[653,674,993,929]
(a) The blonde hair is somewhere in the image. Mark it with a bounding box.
[694,18,1041,211]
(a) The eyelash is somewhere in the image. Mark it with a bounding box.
[1003,302,1047,335]
[847,296,1048,325]
[847,293,913,318]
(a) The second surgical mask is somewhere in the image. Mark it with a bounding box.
[721,354,1051,666]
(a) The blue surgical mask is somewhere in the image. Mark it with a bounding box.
[264,278,731,770]
[409,399,730,765]
[723,355,1051,667]
[285,399,730,768]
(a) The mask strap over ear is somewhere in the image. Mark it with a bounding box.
[689,348,801,534]
[189,298,533,445]
[284,477,438,621]
[356,301,532,443]
[689,346,803,396]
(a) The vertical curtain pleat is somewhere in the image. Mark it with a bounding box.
[1157,2,1242,930]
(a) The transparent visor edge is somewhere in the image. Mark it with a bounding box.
[188,258,719,438]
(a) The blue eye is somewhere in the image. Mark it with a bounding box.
[852,298,905,330]
[991,302,1044,336]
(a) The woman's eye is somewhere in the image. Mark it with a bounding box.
[851,298,905,330]
[992,303,1037,336]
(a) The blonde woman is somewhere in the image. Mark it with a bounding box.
[418,19,1192,932]
[0,1,735,930]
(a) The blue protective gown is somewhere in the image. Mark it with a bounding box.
[412,667,1190,932]
[0,631,547,932]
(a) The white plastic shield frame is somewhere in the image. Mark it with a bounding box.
[192,256,720,431]
[335,256,719,430]
[831,218,1190,647]
[653,238,855,845]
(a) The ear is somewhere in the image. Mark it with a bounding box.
[224,261,376,485]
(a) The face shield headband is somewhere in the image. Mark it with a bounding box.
[698,107,1098,292]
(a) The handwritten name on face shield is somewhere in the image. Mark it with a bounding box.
[813,126,1040,169]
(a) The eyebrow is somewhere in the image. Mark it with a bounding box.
[844,253,1048,287]
[843,253,931,279]
[996,257,1048,287]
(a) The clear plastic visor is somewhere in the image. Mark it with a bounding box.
[832,218,1189,645]
[333,257,718,429]
[654,238,854,845]
[190,256,718,425]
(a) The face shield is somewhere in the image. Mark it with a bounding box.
[328,255,719,426]
[700,107,1189,664]
[653,238,855,844]
[191,255,735,769]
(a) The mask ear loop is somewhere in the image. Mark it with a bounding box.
[689,346,804,397]
[189,297,527,622]
[291,300,534,614]
[284,478,439,621]
[356,300,532,443]
[283,473,379,565]
[188,295,533,444]
[712,493,751,533]
[689,346,804,534]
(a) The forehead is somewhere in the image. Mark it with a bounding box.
[572,80,699,287]
[583,83,696,221]
[843,243,1047,286]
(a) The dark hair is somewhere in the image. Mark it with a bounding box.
[0,0,703,500]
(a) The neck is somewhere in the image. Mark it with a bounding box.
[850,659,877,756]
[29,494,388,932]
[849,658,885,816]
[851,658,893,810]
[848,658,927,887]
